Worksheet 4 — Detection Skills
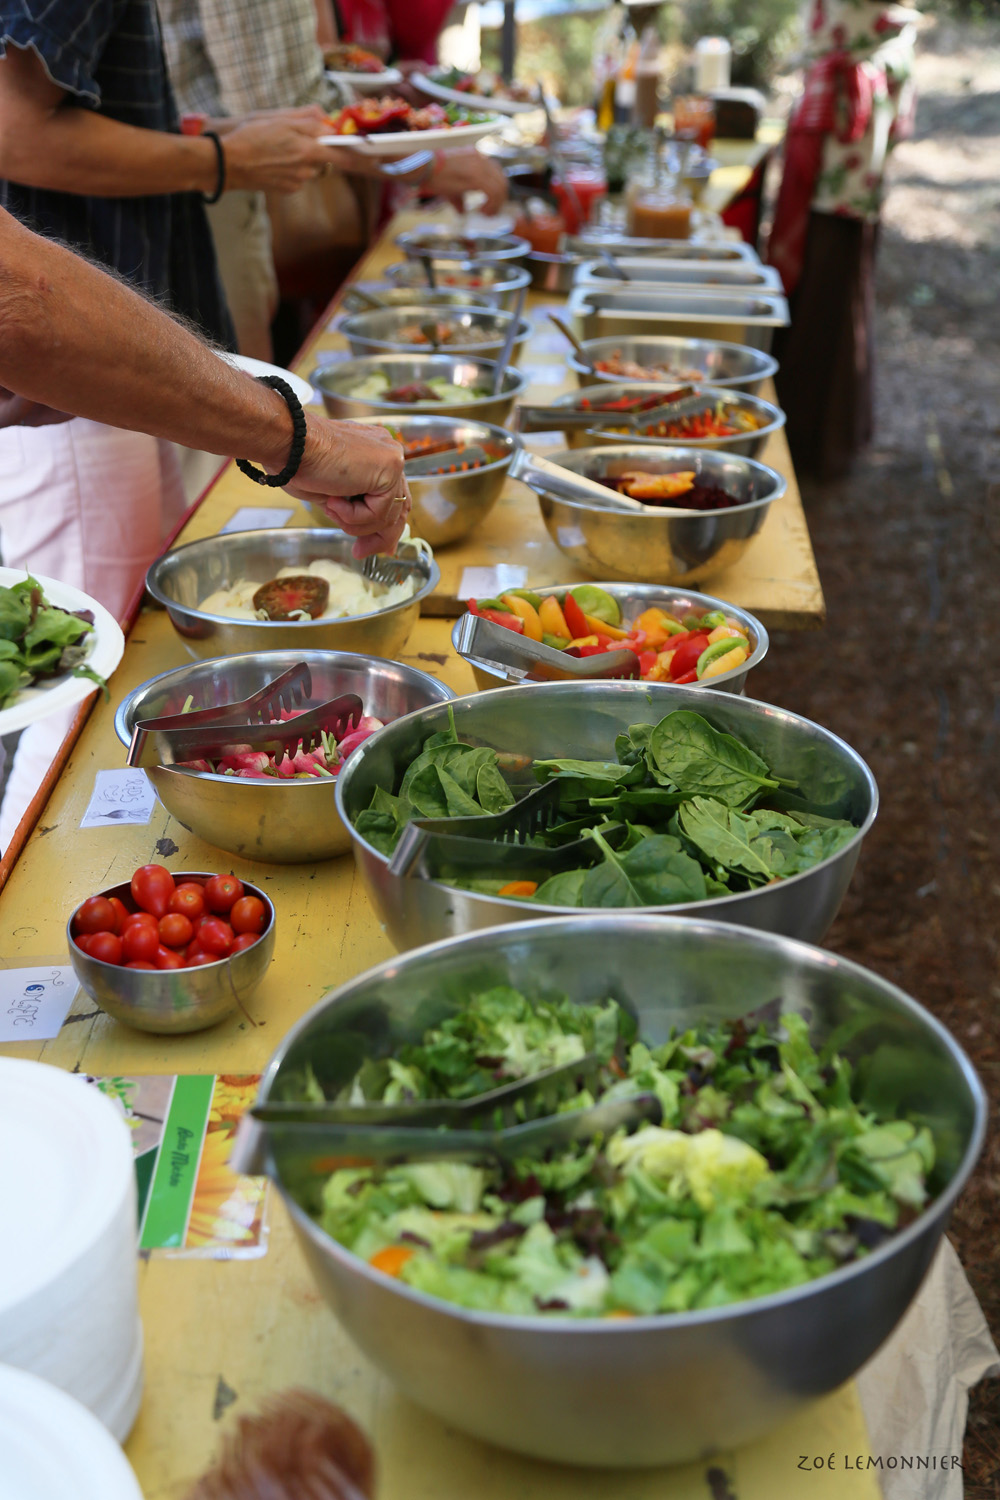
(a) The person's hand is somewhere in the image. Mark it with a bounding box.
[285,414,412,558]
[425,150,508,214]
[222,108,341,195]
[0,388,72,428]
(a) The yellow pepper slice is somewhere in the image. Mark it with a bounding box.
[701,645,749,678]
[500,592,543,641]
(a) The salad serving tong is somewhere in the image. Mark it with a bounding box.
[453,611,639,685]
[127,662,363,768]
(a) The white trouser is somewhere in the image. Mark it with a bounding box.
[0,419,185,851]
[205,189,279,362]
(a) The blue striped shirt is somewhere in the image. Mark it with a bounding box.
[0,0,233,345]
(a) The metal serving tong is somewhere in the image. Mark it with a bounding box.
[386,776,628,883]
[403,443,493,476]
[234,1092,662,1175]
[454,612,639,685]
[516,387,696,435]
[253,1050,604,1130]
[509,447,648,514]
[127,664,363,768]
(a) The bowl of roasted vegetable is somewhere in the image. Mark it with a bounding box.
[336,678,877,949]
[253,914,984,1465]
[520,446,785,586]
[453,583,767,692]
[540,383,786,458]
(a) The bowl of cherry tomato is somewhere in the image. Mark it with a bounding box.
[67,866,275,1034]
[452,582,767,694]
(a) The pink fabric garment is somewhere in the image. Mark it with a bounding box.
[0,419,184,850]
[337,0,452,64]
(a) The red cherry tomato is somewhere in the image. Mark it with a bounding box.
[158,912,194,949]
[89,931,124,965]
[130,864,176,918]
[230,933,259,953]
[107,896,130,934]
[126,961,157,971]
[122,923,160,964]
[169,882,206,920]
[230,895,268,935]
[154,945,186,970]
[73,895,117,936]
[73,934,96,956]
[197,917,234,957]
[123,909,158,930]
[203,873,244,915]
[186,951,220,968]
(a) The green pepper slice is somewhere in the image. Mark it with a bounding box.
[696,637,747,679]
[569,585,622,627]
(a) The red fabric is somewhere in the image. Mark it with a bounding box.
[768,51,875,295]
[337,0,452,65]
[720,157,767,246]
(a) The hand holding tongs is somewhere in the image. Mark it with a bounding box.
[454,611,639,685]
[126,662,362,768]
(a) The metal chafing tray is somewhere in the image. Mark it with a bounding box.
[566,285,790,350]
[574,258,785,294]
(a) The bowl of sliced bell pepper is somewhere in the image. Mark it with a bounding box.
[451,582,767,694]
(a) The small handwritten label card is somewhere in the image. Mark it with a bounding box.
[80,769,157,829]
[0,967,77,1043]
[458,565,529,601]
[220,507,294,535]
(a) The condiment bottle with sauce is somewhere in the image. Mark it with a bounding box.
[625,139,692,240]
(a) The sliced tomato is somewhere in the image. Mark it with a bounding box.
[562,593,590,640]
[667,632,711,680]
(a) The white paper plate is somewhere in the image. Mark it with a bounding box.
[217,352,315,407]
[0,1365,144,1500]
[0,567,124,737]
[324,65,402,94]
[0,1060,136,1319]
[318,117,503,156]
[410,71,545,116]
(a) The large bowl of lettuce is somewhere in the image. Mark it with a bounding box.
[335,678,879,951]
[257,915,985,1467]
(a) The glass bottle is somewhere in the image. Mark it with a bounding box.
[625,138,693,240]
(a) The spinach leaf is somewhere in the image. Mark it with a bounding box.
[533,758,645,796]
[400,738,475,799]
[406,763,484,819]
[579,829,708,908]
[648,710,794,808]
[0,660,29,709]
[355,786,412,855]
[0,585,31,643]
[678,798,775,879]
[589,786,683,821]
[532,868,587,907]
[476,757,516,814]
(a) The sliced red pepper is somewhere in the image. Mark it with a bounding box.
[674,668,699,684]
[668,631,711,679]
[638,650,658,676]
[468,599,524,633]
[562,593,590,640]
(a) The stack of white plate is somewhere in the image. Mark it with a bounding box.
[0,1363,144,1499]
[0,1058,143,1441]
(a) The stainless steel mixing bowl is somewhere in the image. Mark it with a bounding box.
[544,383,786,457]
[342,284,497,313]
[255,915,985,1466]
[338,305,530,361]
[312,354,529,427]
[522,446,784,586]
[452,584,767,692]
[67,872,275,1033]
[310,416,518,548]
[113,650,454,863]
[146,528,438,661]
[336,678,877,949]
[569,335,779,394]
[383,260,532,310]
[395,228,530,264]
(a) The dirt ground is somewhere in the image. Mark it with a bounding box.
[751,14,1000,1491]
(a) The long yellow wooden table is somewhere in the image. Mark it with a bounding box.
[0,211,876,1500]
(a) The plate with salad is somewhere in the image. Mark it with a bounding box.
[320,98,503,155]
[322,43,402,94]
[0,568,124,735]
[410,68,547,116]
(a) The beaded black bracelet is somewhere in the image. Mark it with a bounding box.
[236,375,308,488]
[200,130,226,205]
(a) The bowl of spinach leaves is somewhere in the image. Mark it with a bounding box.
[336,680,878,952]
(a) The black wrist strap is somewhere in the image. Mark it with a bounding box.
[201,130,226,204]
[236,375,308,488]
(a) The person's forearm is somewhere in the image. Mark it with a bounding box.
[0,106,219,196]
[0,212,295,468]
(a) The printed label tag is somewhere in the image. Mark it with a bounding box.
[220,506,294,534]
[80,769,156,829]
[458,565,529,601]
[0,966,77,1043]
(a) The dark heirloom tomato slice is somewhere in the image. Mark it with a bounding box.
[252,575,330,621]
